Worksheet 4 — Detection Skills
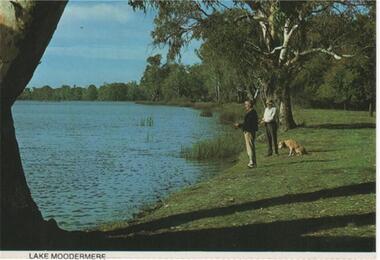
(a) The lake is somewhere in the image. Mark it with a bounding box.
[12,101,226,231]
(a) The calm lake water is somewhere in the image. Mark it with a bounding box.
[12,101,226,231]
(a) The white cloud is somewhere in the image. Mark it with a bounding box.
[62,2,134,24]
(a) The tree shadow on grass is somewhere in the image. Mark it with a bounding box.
[14,182,375,251]
[262,159,336,168]
[64,212,375,251]
[105,182,375,236]
[304,123,375,129]
[307,149,338,153]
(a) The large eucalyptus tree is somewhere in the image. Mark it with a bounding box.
[130,0,367,129]
[1,1,67,248]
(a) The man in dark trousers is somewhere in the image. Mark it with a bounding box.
[234,100,259,168]
[261,100,278,156]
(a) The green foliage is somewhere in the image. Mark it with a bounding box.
[130,0,375,120]
[83,85,98,101]
[140,54,166,101]
[139,56,212,102]
[30,85,54,100]
[291,7,376,110]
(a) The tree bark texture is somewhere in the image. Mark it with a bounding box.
[279,85,297,130]
[1,0,67,248]
[260,74,297,130]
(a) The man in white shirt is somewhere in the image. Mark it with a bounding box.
[261,100,278,156]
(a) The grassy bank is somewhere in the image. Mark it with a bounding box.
[97,107,375,251]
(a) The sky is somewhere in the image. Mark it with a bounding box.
[28,1,201,88]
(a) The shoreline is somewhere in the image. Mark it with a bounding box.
[92,108,375,251]
[93,102,245,231]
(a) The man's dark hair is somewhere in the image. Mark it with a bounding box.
[245,99,254,107]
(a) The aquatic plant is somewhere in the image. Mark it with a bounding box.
[200,109,213,117]
[139,116,154,127]
[181,131,244,160]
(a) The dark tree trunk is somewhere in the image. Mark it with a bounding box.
[1,1,67,248]
[260,75,296,130]
[279,84,297,130]
[215,82,221,103]
[369,100,373,117]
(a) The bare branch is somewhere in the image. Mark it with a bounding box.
[299,48,354,60]
[218,1,232,11]
[194,2,210,18]
[278,19,299,65]
[309,3,331,15]
[245,41,267,55]
[269,46,285,54]
[234,13,267,23]
[287,50,300,66]
[288,24,299,39]
[259,20,272,52]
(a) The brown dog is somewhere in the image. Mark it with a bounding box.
[278,139,307,156]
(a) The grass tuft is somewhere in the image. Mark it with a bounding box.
[200,109,213,117]
[140,116,154,127]
[181,130,244,160]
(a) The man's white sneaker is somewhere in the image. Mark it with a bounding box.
[248,163,256,168]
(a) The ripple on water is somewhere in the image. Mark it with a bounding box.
[13,101,225,230]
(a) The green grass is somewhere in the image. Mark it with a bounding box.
[98,107,375,250]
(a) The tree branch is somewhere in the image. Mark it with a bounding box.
[194,2,210,18]
[299,47,354,60]
[309,3,331,15]
[269,45,285,54]
[288,24,299,39]
[234,13,267,23]
[245,41,268,55]
[218,1,232,11]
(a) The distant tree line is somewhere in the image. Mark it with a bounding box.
[18,82,146,101]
